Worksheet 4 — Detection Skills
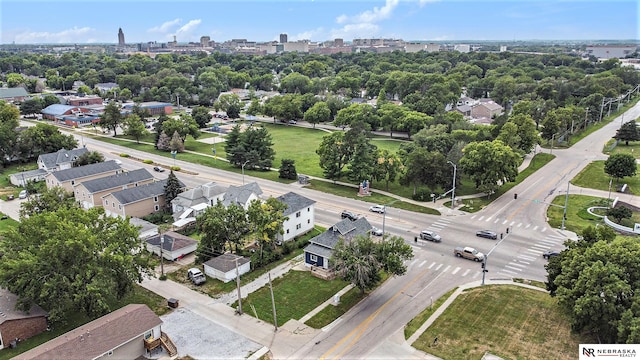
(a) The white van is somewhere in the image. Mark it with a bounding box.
[18,190,27,199]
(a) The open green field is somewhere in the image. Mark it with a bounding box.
[413,285,591,360]
[573,160,639,194]
[547,194,606,233]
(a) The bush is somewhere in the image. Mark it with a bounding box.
[170,166,181,171]
[411,190,433,202]
[143,159,153,164]
[119,153,129,158]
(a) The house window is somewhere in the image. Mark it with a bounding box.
[310,254,317,262]
[154,196,158,202]
[144,330,153,340]
[71,180,75,185]
[308,207,310,212]
[155,205,159,211]
[105,200,109,206]
[296,224,301,230]
[296,211,301,218]
[307,219,310,224]
[286,229,290,234]
[118,205,122,210]
[112,203,115,208]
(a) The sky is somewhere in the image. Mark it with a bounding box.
[1,0,638,44]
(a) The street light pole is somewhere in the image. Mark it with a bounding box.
[381,199,401,235]
[447,161,457,209]
[160,234,165,277]
[241,160,250,185]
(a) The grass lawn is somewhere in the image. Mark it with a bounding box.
[458,153,556,212]
[235,270,350,326]
[547,194,606,234]
[412,285,592,360]
[572,160,639,194]
[404,287,457,339]
[0,285,169,360]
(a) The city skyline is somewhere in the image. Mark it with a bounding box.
[1,0,638,45]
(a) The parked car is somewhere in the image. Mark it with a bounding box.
[476,230,498,240]
[153,166,165,172]
[371,227,383,236]
[187,268,206,285]
[419,230,442,242]
[543,250,561,259]
[18,190,27,199]
[288,120,297,124]
[6,194,14,201]
[368,204,385,214]
[340,210,360,221]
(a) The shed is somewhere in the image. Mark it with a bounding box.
[146,231,198,261]
[203,254,251,283]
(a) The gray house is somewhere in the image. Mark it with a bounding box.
[74,168,154,209]
[37,148,89,172]
[304,217,373,271]
[171,181,228,224]
[45,160,123,193]
[222,182,263,209]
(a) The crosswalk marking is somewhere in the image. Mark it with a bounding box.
[531,244,550,250]
[428,262,436,269]
[443,265,451,273]
[435,263,443,271]
[504,265,523,271]
[452,267,460,275]
[462,269,471,277]
[527,248,543,254]
[502,219,508,224]
[517,222,522,227]
[517,254,536,261]
[508,262,526,268]
[477,216,484,221]
[494,218,500,223]
[541,227,547,232]
[525,224,531,229]
[418,260,426,268]
[500,269,518,275]
[539,239,559,245]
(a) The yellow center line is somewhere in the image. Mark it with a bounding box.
[320,266,432,360]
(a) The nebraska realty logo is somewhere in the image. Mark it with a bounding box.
[580,344,639,359]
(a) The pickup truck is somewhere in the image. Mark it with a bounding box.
[454,247,485,262]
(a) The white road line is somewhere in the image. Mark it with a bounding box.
[494,218,500,223]
[435,263,443,271]
[525,224,531,229]
[502,219,508,224]
[462,269,471,277]
[430,224,445,229]
[508,262,526,268]
[470,215,477,220]
[452,267,461,275]
[442,265,451,273]
[527,248,543,254]
[517,254,536,261]
[533,226,539,231]
[513,259,531,264]
[477,216,484,221]
[541,227,547,232]
[418,260,427,268]
[510,221,516,226]
[428,262,436,269]
[531,244,550,250]
[517,223,522,227]
[500,269,518,275]
[539,239,559,245]
[504,265,523,272]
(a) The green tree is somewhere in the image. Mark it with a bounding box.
[547,235,640,343]
[197,201,248,261]
[122,114,148,143]
[214,93,242,119]
[163,170,183,211]
[317,132,350,182]
[15,123,77,162]
[20,98,43,117]
[247,197,287,262]
[279,159,298,180]
[614,121,640,146]
[604,153,637,182]
[100,102,123,136]
[19,186,77,218]
[280,72,311,94]
[0,206,152,323]
[460,140,520,196]
[0,101,20,167]
[160,114,200,143]
[169,131,185,152]
[73,151,105,166]
[372,149,402,191]
[303,102,331,128]
[606,206,632,223]
[332,234,413,294]
[156,131,171,151]
[192,106,213,128]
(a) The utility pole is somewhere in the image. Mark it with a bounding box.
[242,160,250,185]
[562,182,569,231]
[447,161,457,209]
[235,256,242,315]
[160,234,165,277]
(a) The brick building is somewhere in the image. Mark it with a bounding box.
[0,288,48,349]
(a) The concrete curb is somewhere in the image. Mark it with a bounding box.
[298,284,354,323]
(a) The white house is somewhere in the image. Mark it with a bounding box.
[277,192,316,242]
[171,181,228,225]
[203,254,251,283]
[146,231,198,261]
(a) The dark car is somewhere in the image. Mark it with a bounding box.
[543,250,561,259]
[476,230,498,240]
[6,194,14,201]
[340,210,359,221]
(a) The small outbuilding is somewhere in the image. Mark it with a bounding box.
[0,288,48,349]
[146,231,198,261]
[203,254,251,283]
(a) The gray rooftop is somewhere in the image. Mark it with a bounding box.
[204,253,250,273]
[108,179,169,205]
[146,231,197,251]
[78,168,153,193]
[0,288,48,325]
[0,87,28,99]
[38,147,89,169]
[49,160,121,182]
[276,192,316,216]
[307,217,372,251]
[222,182,262,207]
[173,182,228,208]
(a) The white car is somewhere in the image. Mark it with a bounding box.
[18,190,27,199]
[369,205,385,214]
[371,227,383,236]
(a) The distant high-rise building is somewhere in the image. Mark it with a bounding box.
[279,33,288,43]
[200,36,211,47]
[118,28,125,46]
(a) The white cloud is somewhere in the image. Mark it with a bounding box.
[176,19,202,35]
[290,28,325,42]
[148,19,182,33]
[330,23,380,40]
[14,26,94,44]
[419,0,440,7]
[336,0,399,24]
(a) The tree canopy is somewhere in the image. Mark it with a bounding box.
[604,153,637,182]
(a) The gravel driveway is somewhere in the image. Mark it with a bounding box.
[160,307,263,359]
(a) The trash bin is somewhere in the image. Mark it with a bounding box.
[168,298,179,308]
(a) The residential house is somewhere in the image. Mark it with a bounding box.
[303,217,373,271]
[45,160,123,193]
[9,168,48,187]
[222,182,263,209]
[14,304,176,360]
[102,179,179,218]
[94,82,118,94]
[74,168,154,209]
[146,231,198,261]
[171,181,228,226]
[38,147,89,172]
[277,192,316,242]
[203,254,251,283]
[130,217,159,240]
[0,288,48,350]
[470,99,503,120]
[0,87,29,102]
